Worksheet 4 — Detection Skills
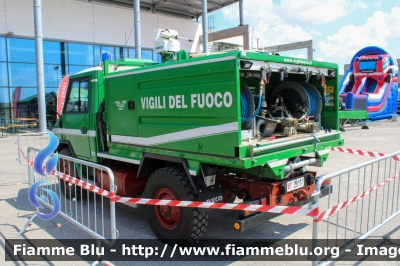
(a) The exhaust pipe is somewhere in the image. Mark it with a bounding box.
[284,158,316,173]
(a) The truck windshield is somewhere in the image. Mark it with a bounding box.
[64,80,89,113]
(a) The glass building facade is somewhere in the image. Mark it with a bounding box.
[0,36,160,127]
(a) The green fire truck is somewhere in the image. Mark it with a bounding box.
[52,29,343,242]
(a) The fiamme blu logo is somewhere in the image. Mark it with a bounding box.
[28,131,60,221]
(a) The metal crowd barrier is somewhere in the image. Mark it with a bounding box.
[311,151,400,266]
[16,132,49,166]
[26,146,118,244]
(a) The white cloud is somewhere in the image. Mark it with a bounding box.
[222,0,280,25]
[219,0,400,75]
[221,0,368,49]
[255,24,312,48]
[319,7,400,60]
[222,0,310,48]
[310,30,323,36]
[276,0,367,24]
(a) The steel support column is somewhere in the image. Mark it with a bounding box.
[307,41,314,60]
[134,0,141,58]
[202,0,208,53]
[33,0,46,132]
[239,0,244,26]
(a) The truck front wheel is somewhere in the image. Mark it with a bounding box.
[143,166,208,243]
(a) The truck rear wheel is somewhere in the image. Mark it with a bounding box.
[59,148,81,201]
[143,166,208,243]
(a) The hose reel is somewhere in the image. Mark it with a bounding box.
[270,81,322,122]
[240,81,257,130]
[240,80,322,137]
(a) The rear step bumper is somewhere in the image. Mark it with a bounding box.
[234,184,332,232]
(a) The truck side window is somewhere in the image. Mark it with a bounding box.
[64,80,89,113]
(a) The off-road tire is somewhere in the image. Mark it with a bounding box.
[143,166,208,243]
[59,148,82,201]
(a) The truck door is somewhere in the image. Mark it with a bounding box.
[61,77,91,159]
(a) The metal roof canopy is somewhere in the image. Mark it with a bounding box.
[90,0,239,20]
[91,0,243,55]
[91,0,244,58]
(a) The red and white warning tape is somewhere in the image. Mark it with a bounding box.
[20,147,318,218]
[314,174,400,222]
[110,195,319,217]
[331,147,400,161]
[25,158,115,198]
[51,169,114,198]
[18,143,400,222]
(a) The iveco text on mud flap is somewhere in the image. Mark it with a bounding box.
[51,29,343,242]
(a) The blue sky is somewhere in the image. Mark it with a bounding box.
[207,0,400,74]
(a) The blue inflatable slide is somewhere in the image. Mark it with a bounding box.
[339,46,398,120]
